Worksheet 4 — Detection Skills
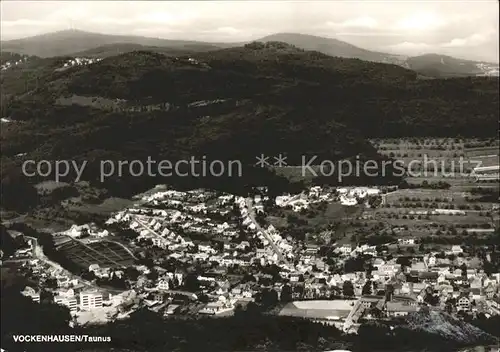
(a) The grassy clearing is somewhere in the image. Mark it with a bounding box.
[273,166,318,183]
[268,202,361,229]
[63,197,133,215]
[35,180,71,193]
[267,202,362,243]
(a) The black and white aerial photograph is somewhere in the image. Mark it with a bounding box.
[1,1,499,352]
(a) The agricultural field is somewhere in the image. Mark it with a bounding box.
[267,138,498,243]
[371,137,499,172]
[359,138,499,239]
[273,166,321,183]
[381,188,497,207]
[266,201,363,244]
[62,197,134,215]
[404,177,498,188]
[55,236,135,269]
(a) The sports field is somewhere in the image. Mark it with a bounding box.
[56,236,135,269]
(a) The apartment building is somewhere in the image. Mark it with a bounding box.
[54,296,78,312]
[21,286,40,303]
[79,291,103,310]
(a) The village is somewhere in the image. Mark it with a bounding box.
[3,181,499,333]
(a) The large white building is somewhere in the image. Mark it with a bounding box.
[21,286,40,303]
[55,296,78,312]
[79,291,103,310]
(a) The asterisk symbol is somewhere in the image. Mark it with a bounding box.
[255,154,270,167]
[274,154,287,167]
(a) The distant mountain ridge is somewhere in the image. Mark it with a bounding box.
[258,32,407,65]
[71,43,211,58]
[1,29,226,58]
[406,53,499,77]
[2,30,402,63]
[2,30,498,77]
[255,34,499,76]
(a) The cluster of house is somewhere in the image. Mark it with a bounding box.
[237,195,294,265]
[415,250,500,312]
[275,186,337,211]
[274,186,382,209]
[0,55,29,70]
[172,56,211,69]
[84,187,500,320]
[5,229,133,324]
[337,187,381,206]
[61,223,110,239]
[56,57,102,71]
[8,185,499,324]
[6,230,37,259]
[17,257,125,313]
[101,190,275,314]
[475,62,500,77]
[128,269,259,317]
[21,283,135,317]
[107,190,241,255]
[274,241,499,331]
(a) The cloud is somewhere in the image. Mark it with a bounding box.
[336,31,404,37]
[89,11,199,27]
[46,5,93,22]
[1,19,60,27]
[0,18,62,39]
[329,16,379,29]
[388,41,431,50]
[136,11,199,26]
[90,16,136,26]
[344,16,378,28]
[132,26,182,36]
[384,41,433,56]
[442,30,495,47]
[393,12,446,31]
[209,27,241,35]
[323,16,379,32]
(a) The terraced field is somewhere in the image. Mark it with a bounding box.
[372,138,499,171]
[56,236,135,269]
[360,138,499,238]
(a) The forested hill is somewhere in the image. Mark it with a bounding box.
[1,42,498,210]
[406,54,490,77]
[0,29,224,58]
[3,42,498,138]
[258,32,402,63]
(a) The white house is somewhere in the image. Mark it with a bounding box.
[339,244,353,255]
[157,279,170,290]
[54,295,78,312]
[79,291,103,310]
[457,296,471,311]
[398,238,415,245]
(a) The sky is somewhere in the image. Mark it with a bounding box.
[1,1,499,62]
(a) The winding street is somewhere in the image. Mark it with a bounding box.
[244,197,291,266]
